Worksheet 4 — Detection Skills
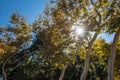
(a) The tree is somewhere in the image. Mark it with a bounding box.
[108,19,120,80]
[37,0,119,80]
[0,0,120,80]
[0,12,32,80]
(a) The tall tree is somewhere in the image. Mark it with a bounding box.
[108,18,120,80]
[0,12,31,80]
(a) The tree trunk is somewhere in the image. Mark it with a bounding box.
[80,51,90,80]
[2,55,14,80]
[80,26,101,80]
[58,65,68,80]
[108,27,120,80]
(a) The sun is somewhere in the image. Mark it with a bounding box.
[75,26,84,36]
[70,24,85,40]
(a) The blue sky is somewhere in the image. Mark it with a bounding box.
[98,33,114,43]
[0,0,50,26]
[0,0,113,43]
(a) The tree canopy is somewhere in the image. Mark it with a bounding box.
[0,0,120,80]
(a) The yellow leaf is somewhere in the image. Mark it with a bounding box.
[0,48,5,55]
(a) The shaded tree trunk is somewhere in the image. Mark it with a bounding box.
[80,26,102,80]
[58,65,68,80]
[108,27,120,80]
[2,55,14,80]
[80,51,90,80]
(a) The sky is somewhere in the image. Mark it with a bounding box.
[98,32,114,43]
[0,0,114,43]
[0,0,50,26]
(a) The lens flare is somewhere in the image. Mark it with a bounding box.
[71,24,85,40]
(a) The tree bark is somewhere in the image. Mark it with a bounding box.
[2,54,14,80]
[108,27,120,80]
[80,26,101,80]
[58,65,68,80]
